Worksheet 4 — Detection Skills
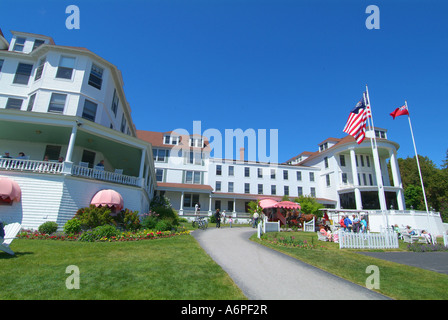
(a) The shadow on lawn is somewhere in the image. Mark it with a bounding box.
[0,251,33,259]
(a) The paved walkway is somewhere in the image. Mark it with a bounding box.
[192,227,388,300]
[358,252,448,275]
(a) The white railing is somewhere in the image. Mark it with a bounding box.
[444,235,448,248]
[338,230,399,249]
[0,158,140,188]
[71,164,140,187]
[0,158,63,174]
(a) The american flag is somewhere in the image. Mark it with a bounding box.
[343,93,368,144]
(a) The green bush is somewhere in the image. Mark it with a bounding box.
[152,205,179,225]
[63,219,82,234]
[78,225,119,242]
[38,221,58,235]
[114,209,141,231]
[74,205,113,229]
[141,215,158,229]
[155,219,174,232]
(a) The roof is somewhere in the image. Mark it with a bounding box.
[10,30,55,45]
[136,130,211,151]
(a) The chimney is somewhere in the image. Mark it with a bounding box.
[239,148,245,161]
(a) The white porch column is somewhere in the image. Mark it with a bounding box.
[179,191,184,215]
[65,124,78,163]
[138,149,146,188]
[208,194,212,216]
[233,198,236,217]
[389,149,405,210]
[349,147,362,210]
[372,148,387,211]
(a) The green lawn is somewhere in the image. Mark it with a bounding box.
[252,231,448,300]
[0,234,246,300]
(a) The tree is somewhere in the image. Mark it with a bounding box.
[404,184,424,210]
[293,195,324,217]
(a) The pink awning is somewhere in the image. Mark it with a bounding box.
[274,201,301,210]
[259,199,278,209]
[90,189,124,211]
[0,177,21,202]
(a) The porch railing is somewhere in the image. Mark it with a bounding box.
[70,164,140,187]
[0,158,140,187]
[0,158,63,174]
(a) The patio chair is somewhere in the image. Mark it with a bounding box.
[0,222,21,255]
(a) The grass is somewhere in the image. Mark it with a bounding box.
[251,231,448,300]
[0,234,247,300]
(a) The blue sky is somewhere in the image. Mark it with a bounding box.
[1,0,447,166]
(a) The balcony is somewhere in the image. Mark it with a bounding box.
[0,158,141,188]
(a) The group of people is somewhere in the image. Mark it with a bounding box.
[319,225,339,242]
[214,209,233,228]
[339,214,368,233]
[2,151,27,159]
[393,224,433,244]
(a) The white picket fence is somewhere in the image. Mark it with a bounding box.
[338,230,399,249]
[303,218,315,232]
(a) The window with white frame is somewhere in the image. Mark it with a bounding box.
[310,187,316,197]
[13,63,33,85]
[228,166,234,176]
[153,149,168,162]
[271,185,276,195]
[184,171,202,184]
[297,186,303,196]
[155,169,164,182]
[284,186,289,196]
[188,151,202,165]
[111,89,119,116]
[120,114,126,133]
[34,57,46,81]
[13,37,26,52]
[27,93,36,111]
[6,98,23,110]
[228,182,234,192]
[215,181,221,192]
[88,63,104,90]
[309,172,315,182]
[56,56,76,80]
[326,174,331,187]
[48,93,67,113]
[82,99,98,122]
[283,170,288,180]
[296,171,302,181]
[32,39,45,51]
[258,184,263,195]
[244,183,250,194]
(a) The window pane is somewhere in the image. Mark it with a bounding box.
[34,57,46,81]
[88,64,103,89]
[13,63,33,85]
[13,37,26,51]
[82,100,97,121]
[185,171,193,183]
[6,98,23,109]
[59,56,75,68]
[32,39,45,51]
[48,93,67,113]
[27,94,36,111]
[0,59,4,73]
[193,172,201,184]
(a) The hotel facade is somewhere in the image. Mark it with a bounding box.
[0,29,445,236]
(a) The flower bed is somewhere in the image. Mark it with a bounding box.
[17,228,191,242]
[259,233,324,249]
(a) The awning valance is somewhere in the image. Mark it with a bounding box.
[90,189,124,211]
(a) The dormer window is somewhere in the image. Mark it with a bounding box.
[32,39,45,51]
[163,135,179,145]
[189,138,204,148]
[319,142,328,152]
[375,130,386,139]
[13,37,26,52]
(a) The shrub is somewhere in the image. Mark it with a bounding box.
[141,214,158,229]
[74,205,113,229]
[155,219,174,232]
[152,205,179,225]
[78,225,119,242]
[38,221,58,235]
[63,219,82,234]
[114,209,141,231]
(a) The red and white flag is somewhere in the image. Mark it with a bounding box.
[343,93,368,144]
[390,105,409,119]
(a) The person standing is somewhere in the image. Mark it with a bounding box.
[252,211,259,228]
[215,209,221,228]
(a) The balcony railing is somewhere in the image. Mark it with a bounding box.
[0,158,140,187]
[0,158,63,174]
[71,164,139,187]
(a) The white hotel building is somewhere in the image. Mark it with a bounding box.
[0,29,445,236]
[0,29,156,230]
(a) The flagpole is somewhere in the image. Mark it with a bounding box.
[365,85,389,228]
[405,100,430,217]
